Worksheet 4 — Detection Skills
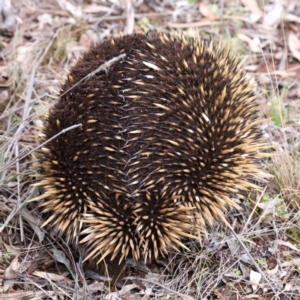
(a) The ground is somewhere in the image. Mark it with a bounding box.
[0,0,300,299]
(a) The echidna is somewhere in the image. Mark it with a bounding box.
[32,32,268,267]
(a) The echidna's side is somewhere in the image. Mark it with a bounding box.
[32,32,268,265]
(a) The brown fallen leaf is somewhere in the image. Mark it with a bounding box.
[281,257,300,268]
[56,0,83,18]
[284,279,300,292]
[199,3,219,20]
[266,264,279,276]
[249,270,261,291]
[105,284,138,300]
[83,5,117,14]
[256,196,281,220]
[276,240,300,254]
[32,270,73,284]
[3,255,20,292]
[3,242,21,256]
[19,207,44,243]
[0,291,55,300]
[263,2,283,26]
[0,0,16,37]
[241,0,264,23]
[237,33,262,53]
[288,31,300,61]
[284,13,300,24]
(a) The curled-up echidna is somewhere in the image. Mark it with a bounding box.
[32,32,268,268]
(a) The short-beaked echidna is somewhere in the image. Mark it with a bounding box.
[32,32,268,266]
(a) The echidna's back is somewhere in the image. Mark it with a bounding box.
[36,33,266,263]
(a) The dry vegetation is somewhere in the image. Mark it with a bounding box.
[0,0,300,299]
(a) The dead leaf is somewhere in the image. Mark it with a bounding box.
[56,0,83,18]
[241,0,263,23]
[3,255,20,292]
[0,291,54,299]
[33,118,44,129]
[199,3,219,20]
[16,46,34,64]
[263,2,283,26]
[37,13,53,30]
[267,264,279,275]
[288,32,300,61]
[87,282,106,293]
[0,0,16,37]
[105,284,138,300]
[284,279,300,292]
[275,240,300,253]
[256,196,280,219]
[144,287,152,296]
[83,5,117,14]
[4,242,21,256]
[249,270,261,291]
[284,13,300,24]
[52,249,72,272]
[20,207,44,243]
[237,33,261,53]
[281,257,300,268]
[32,271,73,283]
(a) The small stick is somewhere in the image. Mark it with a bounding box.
[0,123,82,172]
[59,53,126,100]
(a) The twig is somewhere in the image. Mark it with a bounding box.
[58,53,126,100]
[18,67,36,241]
[240,186,267,234]
[94,4,117,28]
[0,123,82,173]
[0,124,82,234]
[125,0,134,34]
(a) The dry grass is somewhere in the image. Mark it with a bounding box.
[0,0,300,299]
